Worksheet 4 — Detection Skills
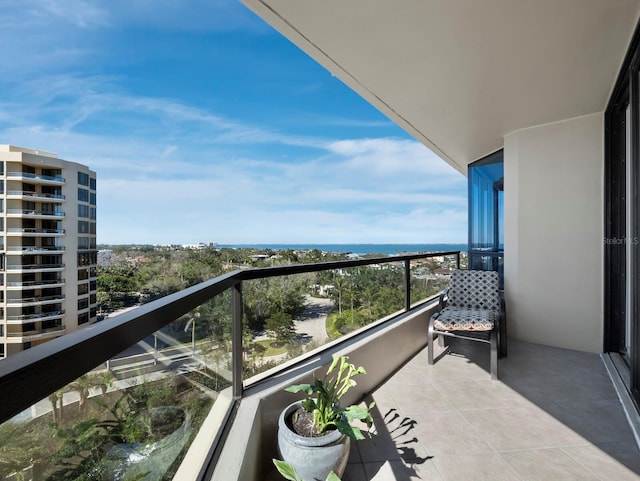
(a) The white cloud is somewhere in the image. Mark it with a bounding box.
[0,3,468,245]
[0,91,468,244]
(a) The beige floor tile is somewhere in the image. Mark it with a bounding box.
[501,448,601,481]
[364,459,445,481]
[432,452,523,481]
[411,411,494,456]
[343,463,368,481]
[431,380,510,410]
[544,398,636,444]
[393,383,455,414]
[460,408,557,451]
[563,442,640,481]
[509,404,590,447]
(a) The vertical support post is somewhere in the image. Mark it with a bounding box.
[404,259,411,311]
[191,320,196,357]
[231,282,243,400]
[456,252,461,270]
[153,333,158,366]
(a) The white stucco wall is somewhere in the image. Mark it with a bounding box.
[504,112,604,353]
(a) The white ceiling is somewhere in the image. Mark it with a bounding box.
[241,0,640,173]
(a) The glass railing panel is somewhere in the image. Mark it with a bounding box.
[323,264,405,335]
[0,298,232,481]
[409,252,459,306]
[241,263,417,382]
[241,273,313,378]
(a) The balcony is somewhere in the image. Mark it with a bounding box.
[5,324,66,342]
[0,252,638,481]
[6,172,65,184]
[6,246,65,255]
[6,191,65,202]
[6,278,65,289]
[5,209,65,219]
[6,264,65,273]
[6,310,64,323]
[6,295,65,307]
[6,228,65,237]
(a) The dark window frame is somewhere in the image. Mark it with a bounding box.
[605,18,640,408]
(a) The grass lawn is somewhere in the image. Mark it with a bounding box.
[254,339,288,356]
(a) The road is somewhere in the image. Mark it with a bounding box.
[292,295,332,344]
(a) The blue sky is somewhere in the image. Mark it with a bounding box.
[0,0,467,245]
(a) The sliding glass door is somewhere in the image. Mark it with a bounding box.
[605,34,640,406]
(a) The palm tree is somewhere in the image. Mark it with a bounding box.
[48,392,59,422]
[93,370,115,396]
[332,275,347,317]
[69,374,96,412]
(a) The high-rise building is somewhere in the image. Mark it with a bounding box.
[0,145,97,359]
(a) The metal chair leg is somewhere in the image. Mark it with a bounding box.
[428,316,435,365]
[490,329,498,380]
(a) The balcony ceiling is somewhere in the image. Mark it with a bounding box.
[241,0,640,173]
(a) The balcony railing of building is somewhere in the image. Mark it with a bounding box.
[6,172,65,183]
[6,246,66,253]
[7,228,65,235]
[0,251,460,481]
[6,191,66,201]
[5,209,65,217]
[6,310,64,322]
[6,264,65,270]
[6,279,65,287]
[7,295,65,304]
[6,325,66,338]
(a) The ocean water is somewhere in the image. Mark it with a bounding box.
[219,243,467,255]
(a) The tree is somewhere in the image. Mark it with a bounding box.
[48,392,60,422]
[92,371,115,396]
[332,276,348,317]
[265,312,296,345]
[69,375,96,412]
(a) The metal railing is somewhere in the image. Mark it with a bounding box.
[6,279,65,287]
[7,228,65,234]
[7,295,65,304]
[6,246,65,252]
[6,209,65,217]
[0,250,460,430]
[6,310,65,322]
[6,325,65,338]
[6,264,65,270]
[6,172,65,183]
[6,191,65,200]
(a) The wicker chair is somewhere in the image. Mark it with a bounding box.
[427,269,505,380]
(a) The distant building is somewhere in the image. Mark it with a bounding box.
[0,145,97,359]
[97,249,113,265]
[182,242,213,250]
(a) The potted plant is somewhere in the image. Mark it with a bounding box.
[276,355,374,481]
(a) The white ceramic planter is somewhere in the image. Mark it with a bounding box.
[277,401,350,481]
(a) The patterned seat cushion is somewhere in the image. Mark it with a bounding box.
[433,306,498,331]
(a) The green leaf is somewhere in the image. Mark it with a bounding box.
[285,384,314,394]
[343,404,372,422]
[335,420,365,440]
[273,459,301,481]
[326,472,342,481]
[327,354,341,374]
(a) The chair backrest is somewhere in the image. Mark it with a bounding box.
[447,269,501,310]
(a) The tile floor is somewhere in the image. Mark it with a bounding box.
[342,338,640,481]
